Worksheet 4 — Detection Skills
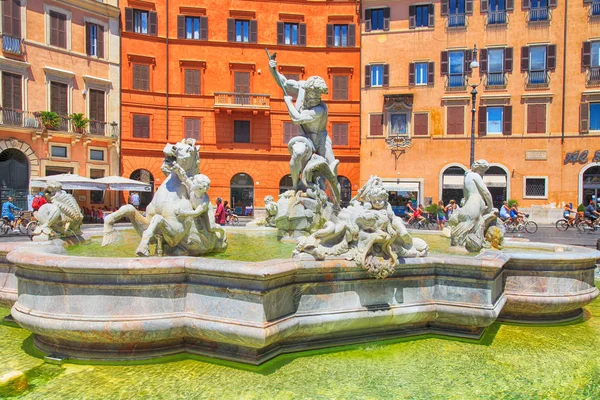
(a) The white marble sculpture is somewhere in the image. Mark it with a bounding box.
[247,195,279,227]
[268,53,341,238]
[33,181,84,240]
[295,176,429,279]
[102,138,227,257]
[449,159,504,252]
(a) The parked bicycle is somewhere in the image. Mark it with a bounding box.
[504,213,538,234]
[0,211,38,237]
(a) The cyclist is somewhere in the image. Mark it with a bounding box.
[509,203,525,227]
[563,203,576,226]
[405,202,415,221]
[2,196,21,232]
[32,192,47,212]
[408,204,426,226]
[584,200,600,226]
[499,201,510,222]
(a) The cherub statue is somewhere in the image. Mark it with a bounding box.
[264,195,278,227]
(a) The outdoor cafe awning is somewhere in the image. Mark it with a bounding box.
[382,182,420,193]
[95,176,152,192]
[443,175,507,189]
[30,174,107,191]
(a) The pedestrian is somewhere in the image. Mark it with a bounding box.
[2,196,21,232]
[130,192,140,210]
[436,200,446,230]
[32,192,47,212]
[445,199,457,219]
[215,197,226,225]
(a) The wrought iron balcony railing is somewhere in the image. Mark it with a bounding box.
[591,1,600,16]
[213,92,270,109]
[528,7,550,22]
[447,74,466,89]
[2,35,22,55]
[487,9,508,25]
[447,13,467,28]
[485,72,507,87]
[89,120,119,137]
[587,67,600,86]
[0,108,40,129]
[527,70,550,86]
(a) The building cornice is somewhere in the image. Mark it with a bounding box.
[0,57,30,71]
[43,66,76,79]
[54,0,120,19]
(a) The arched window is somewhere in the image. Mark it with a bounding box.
[582,165,600,207]
[0,148,29,209]
[279,174,293,194]
[230,173,254,216]
[484,166,508,210]
[129,169,154,210]
[337,176,352,207]
[441,166,466,206]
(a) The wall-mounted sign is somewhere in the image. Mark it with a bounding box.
[526,150,547,161]
[564,150,600,165]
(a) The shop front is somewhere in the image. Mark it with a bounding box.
[382,180,422,216]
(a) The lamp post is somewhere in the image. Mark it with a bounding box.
[466,44,483,167]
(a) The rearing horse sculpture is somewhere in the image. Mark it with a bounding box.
[102,139,227,257]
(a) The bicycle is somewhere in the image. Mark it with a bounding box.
[14,211,32,234]
[505,213,538,234]
[576,217,600,234]
[407,215,431,230]
[226,211,239,226]
[555,212,583,232]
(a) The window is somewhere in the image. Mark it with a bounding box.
[236,20,249,42]
[479,106,512,135]
[415,63,428,85]
[133,114,150,138]
[234,120,250,143]
[487,49,504,85]
[414,113,429,136]
[86,23,104,58]
[49,11,67,48]
[89,89,105,134]
[447,106,465,135]
[134,10,148,34]
[227,19,257,43]
[371,65,384,87]
[184,69,200,95]
[332,123,348,146]
[90,149,105,161]
[186,17,200,39]
[2,0,21,39]
[234,71,250,93]
[184,118,201,140]
[283,122,299,144]
[177,16,207,40]
[133,64,150,91]
[448,0,466,27]
[529,46,546,84]
[409,5,434,28]
[334,25,348,46]
[582,42,600,83]
[124,8,157,35]
[366,8,390,32]
[369,114,383,136]
[50,145,68,158]
[527,104,546,134]
[286,74,300,82]
[529,0,549,21]
[50,81,68,118]
[449,51,465,87]
[590,103,600,131]
[592,42,600,67]
[487,0,508,24]
[2,72,22,111]
[409,62,434,86]
[285,23,298,45]
[365,64,389,88]
[486,107,503,134]
[332,76,348,100]
[277,22,305,46]
[326,24,355,47]
[524,177,547,198]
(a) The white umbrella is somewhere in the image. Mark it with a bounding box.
[95,176,152,192]
[30,174,107,191]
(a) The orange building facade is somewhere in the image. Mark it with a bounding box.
[361,0,600,213]
[0,0,120,210]
[120,0,361,213]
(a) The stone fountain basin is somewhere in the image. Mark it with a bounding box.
[1,239,598,365]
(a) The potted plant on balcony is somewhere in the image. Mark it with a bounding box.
[39,111,60,130]
[69,113,89,134]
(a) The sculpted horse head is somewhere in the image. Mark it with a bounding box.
[162,138,200,177]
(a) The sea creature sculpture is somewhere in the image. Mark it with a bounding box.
[33,181,83,239]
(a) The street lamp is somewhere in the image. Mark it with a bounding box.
[466,44,483,167]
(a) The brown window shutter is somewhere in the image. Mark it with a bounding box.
[86,23,91,55]
[428,5,435,28]
[383,8,391,31]
[96,25,104,58]
[185,119,192,138]
[478,106,487,136]
[50,82,59,114]
[298,23,306,46]
[370,114,383,136]
[11,0,19,38]
[50,12,58,46]
[200,16,208,40]
[178,15,185,39]
[249,20,257,43]
[3,1,11,38]
[13,74,21,111]
[277,21,284,44]
[332,124,348,146]
[365,9,372,32]
[549,0,557,7]
[503,106,512,135]
[143,116,150,138]
[414,113,428,136]
[284,122,291,144]
[58,13,66,48]
[506,0,514,10]
[409,6,416,29]
[383,64,389,87]
[464,49,473,76]
[333,76,348,100]
[149,11,157,36]
[441,51,448,75]
[142,65,149,90]
[504,47,513,72]
[580,103,589,133]
[466,0,474,14]
[227,19,235,42]
[326,24,333,47]
[522,0,530,8]
[428,62,435,84]
[2,73,13,110]
[365,65,371,88]
[481,0,489,12]
[441,0,449,16]
[89,90,97,121]
[456,107,465,134]
[547,45,557,71]
[527,105,536,133]
[582,42,591,68]
[480,49,488,72]
[447,107,455,134]
[348,24,356,47]
[409,63,415,85]
[184,70,192,94]
[521,47,529,72]
[125,8,133,32]
[537,104,546,133]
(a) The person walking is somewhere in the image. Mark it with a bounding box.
[445,199,457,220]
[2,196,21,232]
[436,200,446,230]
[215,197,227,225]
[32,192,47,212]
[130,192,140,210]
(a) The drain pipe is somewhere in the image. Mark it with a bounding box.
[560,0,568,144]
[165,0,169,141]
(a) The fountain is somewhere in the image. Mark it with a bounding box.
[0,56,597,367]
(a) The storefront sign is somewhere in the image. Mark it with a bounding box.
[564,150,600,165]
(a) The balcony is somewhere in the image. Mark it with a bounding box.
[447,13,467,28]
[591,1,600,17]
[2,35,23,55]
[527,70,550,87]
[213,92,270,110]
[487,9,508,25]
[485,72,507,88]
[447,74,466,90]
[587,67,600,86]
[528,7,550,23]
[0,108,40,129]
[89,120,119,137]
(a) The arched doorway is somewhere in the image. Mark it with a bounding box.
[338,176,352,208]
[484,166,508,210]
[279,174,293,194]
[582,165,600,207]
[129,169,154,210]
[0,148,29,209]
[441,166,466,205]
[230,173,254,216]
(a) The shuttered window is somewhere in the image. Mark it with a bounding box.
[228,19,257,43]
[446,106,464,135]
[234,120,251,143]
[326,24,355,47]
[132,114,150,138]
[184,69,201,95]
[50,81,68,116]
[414,113,429,136]
[86,23,104,58]
[283,122,300,144]
[369,114,383,136]
[124,9,157,35]
[332,76,348,100]
[365,8,390,32]
[2,72,21,111]
[184,118,201,140]
[2,0,21,38]
[332,123,348,146]
[49,11,67,49]
[526,104,546,134]
[89,89,105,123]
[234,72,250,93]
[177,16,208,40]
[133,64,150,91]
